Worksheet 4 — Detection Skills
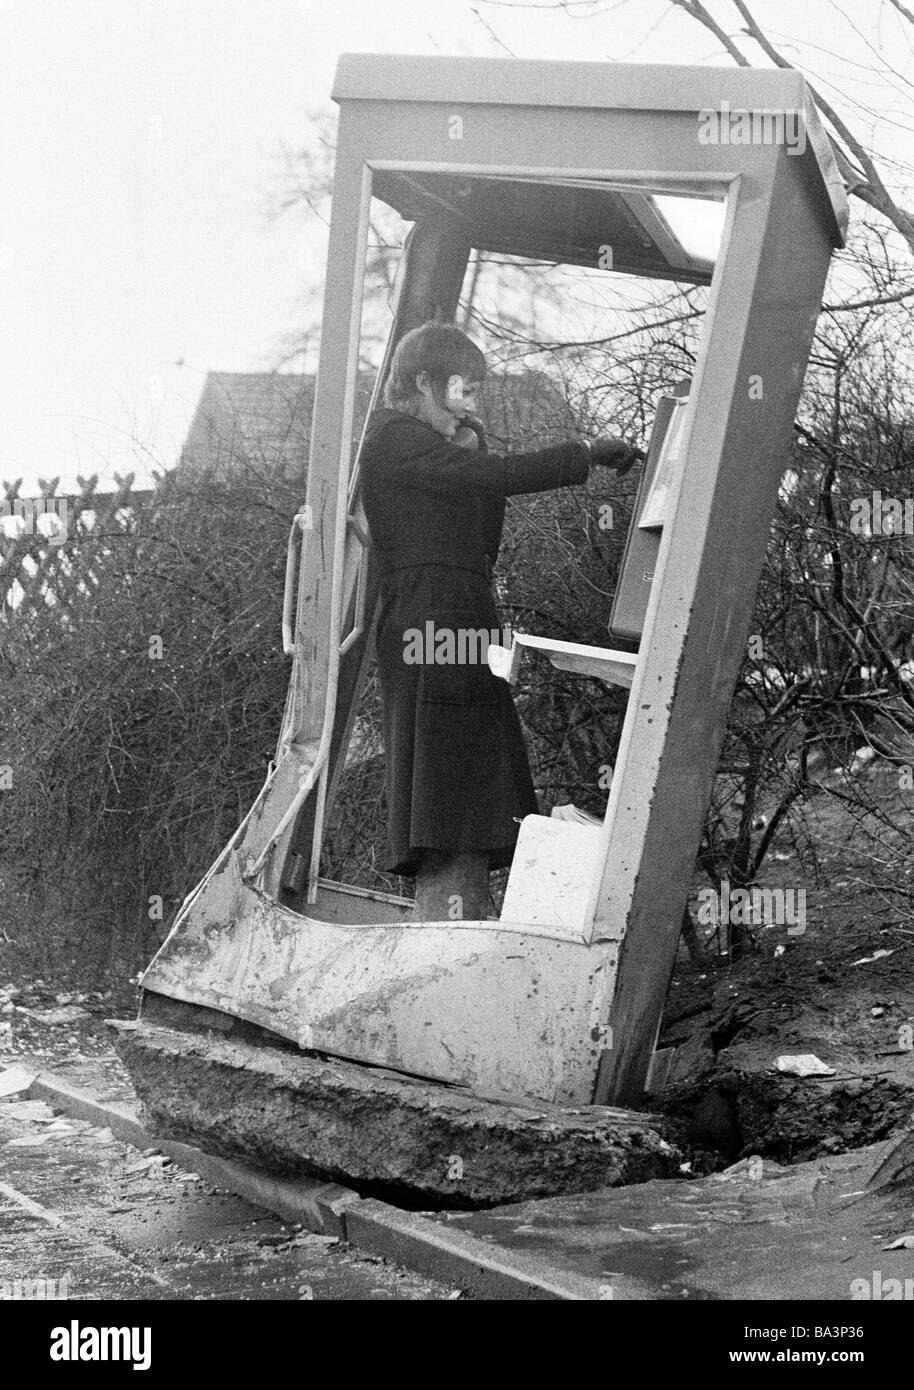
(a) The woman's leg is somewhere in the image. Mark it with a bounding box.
[414,848,489,921]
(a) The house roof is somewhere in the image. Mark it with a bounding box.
[178,372,319,481]
[179,368,577,479]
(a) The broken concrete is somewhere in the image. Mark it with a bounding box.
[110,1020,680,1208]
[439,1136,914,1300]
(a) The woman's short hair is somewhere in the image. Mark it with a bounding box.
[383,321,486,411]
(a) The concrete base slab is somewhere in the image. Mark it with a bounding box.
[110,1019,681,1208]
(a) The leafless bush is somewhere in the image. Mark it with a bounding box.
[0,462,301,971]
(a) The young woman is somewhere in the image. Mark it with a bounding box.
[360,321,641,920]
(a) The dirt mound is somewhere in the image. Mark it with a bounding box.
[656,904,914,1168]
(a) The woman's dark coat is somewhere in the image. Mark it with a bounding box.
[360,407,590,875]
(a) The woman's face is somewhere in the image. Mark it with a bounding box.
[415,372,481,438]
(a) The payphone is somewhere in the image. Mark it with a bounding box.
[610,378,691,649]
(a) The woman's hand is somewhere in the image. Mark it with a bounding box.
[588,437,646,476]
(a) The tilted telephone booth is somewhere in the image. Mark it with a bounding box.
[134,55,847,1108]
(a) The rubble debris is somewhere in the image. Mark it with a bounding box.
[882,1233,914,1250]
[0,1065,36,1098]
[20,1005,91,1025]
[2,1099,55,1122]
[850,949,895,967]
[125,1156,166,1176]
[775,1054,837,1078]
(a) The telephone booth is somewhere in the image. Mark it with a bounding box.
[135,55,848,1107]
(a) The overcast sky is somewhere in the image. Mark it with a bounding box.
[1,0,910,493]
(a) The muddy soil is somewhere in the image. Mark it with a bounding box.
[657,786,914,1169]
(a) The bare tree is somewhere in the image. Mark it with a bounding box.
[668,1,914,255]
[478,0,914,256]
[264,112,589,368]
